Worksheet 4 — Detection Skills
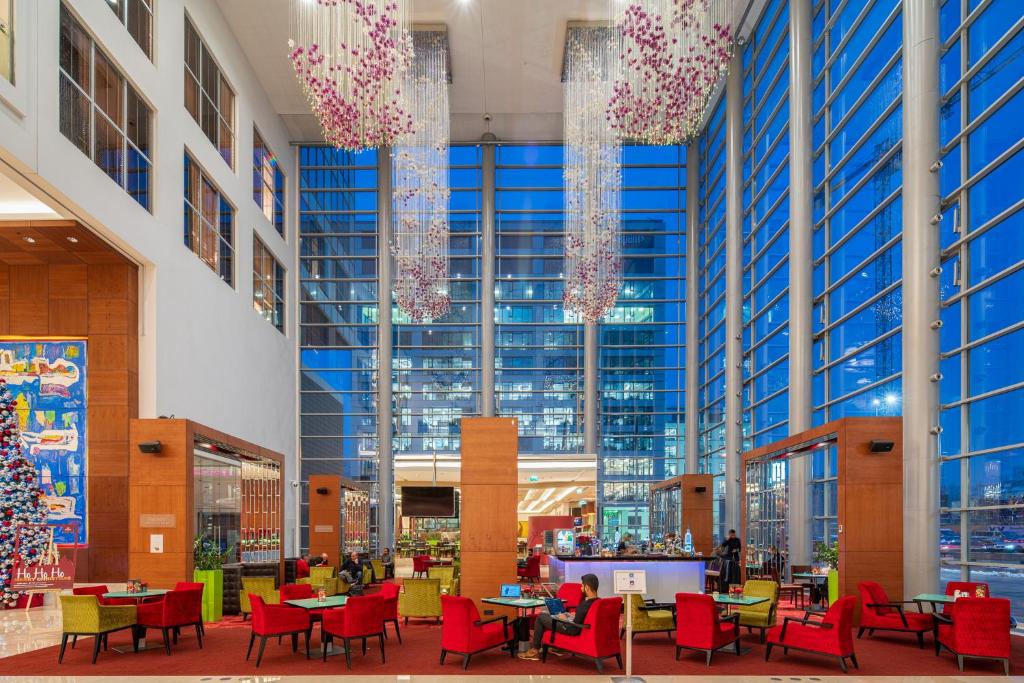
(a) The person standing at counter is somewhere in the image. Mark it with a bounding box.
[717,529,742,589]
[518,573,600,660]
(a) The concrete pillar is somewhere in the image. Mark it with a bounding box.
[584,321,599,456]
[481,143,496,417]
[377,149,395,553]
[685,144,700,476]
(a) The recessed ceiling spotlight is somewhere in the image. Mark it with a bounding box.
[22,236,35,244]
[66,236,79,243]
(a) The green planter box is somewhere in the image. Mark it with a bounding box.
[193,569,223,622]
[827,569,839,606]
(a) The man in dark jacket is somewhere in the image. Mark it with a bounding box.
[340,551,363,585]
[519,573,600,660]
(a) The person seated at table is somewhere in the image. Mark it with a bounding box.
[340,551,363,585]
[297,553,312,579]
[380,548,394,579]
[617,533,639,556]
[518,547,534,569]
[518,573,599,660]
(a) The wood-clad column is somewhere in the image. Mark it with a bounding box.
[459,417,518,614]
[308,474,342,568]
[680,474,714,556]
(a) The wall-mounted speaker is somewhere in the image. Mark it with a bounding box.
[694,486,707,493]
[869,440,895,453]
[315,487,330,495]
[137,441,162,454]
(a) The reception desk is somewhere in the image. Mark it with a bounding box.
[547,555,705,603]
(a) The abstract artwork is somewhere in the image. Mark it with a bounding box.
[0,340,87,545]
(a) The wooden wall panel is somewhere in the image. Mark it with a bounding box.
[0,225,139,583]
[681,474,714,555]
[460,418,518,617]
[308,474,342,568]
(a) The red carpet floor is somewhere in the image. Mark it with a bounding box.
[2,611,1021,677]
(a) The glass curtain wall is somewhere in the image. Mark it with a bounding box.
[810,0,904,424]
[937,0,1024,619]
[697,99,729,540]
[494,145,584,456]
[600,145,686,539]
[742,0,791,449]
[298,147,380,550]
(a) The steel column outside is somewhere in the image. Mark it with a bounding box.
[685,145,700,476]
[481,144,496,417]
[787,0,814,566]
[724,50,744,537]
[901,0,941,598]
[377,149,395,554]
[584,321,599,456]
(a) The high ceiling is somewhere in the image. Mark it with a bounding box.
[215,0,758,144]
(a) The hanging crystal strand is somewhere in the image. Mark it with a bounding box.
[563,25,623,324]
[289,0,414,152]
[392,31,451,322]
[608,0,734,144]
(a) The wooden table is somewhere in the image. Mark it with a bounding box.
[482,597,546,651]
[912,593,954,612]
[285,595,348,655]
[101,589,170,653]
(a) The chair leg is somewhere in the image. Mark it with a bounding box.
[734,638,741,655]
[857,627,865,638]
[394,620,402,644]
[161,627,171,656]
[440,649,447,665]
[917,631,925,649]
[246,632,256,660]
[344,638,353,670]
[620,627,625,639]
[91,635,102,664]
[195,622,203,649]
[541,644,549,662]
[765,643,773,661]
[362,636,367,655]
[462,653,471,670]
[404,617,409,625]
[58,634,68,663]
[256,636,268,668]
[705,649,713,666]
[71,634,77,649]
[305,629,311,659]
[676,645,682,660]
[956,654,964,672]
[172,627,179,645]
[291,633,298,653]
[132,626,141,653]
[850,653,859,669]
[615,654,623,669]
[323,634,331,662]
[1003,658,1010,676]
[103,633,109,650]
[595,656,604,673]
[839,656,848,673]
[379,633,385,663]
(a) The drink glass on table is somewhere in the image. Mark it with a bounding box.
[317,588,326,603]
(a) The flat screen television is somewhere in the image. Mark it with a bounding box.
[401,486,457,517]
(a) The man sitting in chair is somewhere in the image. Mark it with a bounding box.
[518,573,599,660]
[340,551,363,586]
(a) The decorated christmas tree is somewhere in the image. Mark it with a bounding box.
[0,378,48,607]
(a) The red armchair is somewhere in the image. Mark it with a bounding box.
[412,555,434,578]
[72,584,136,607]
[556,582,584,612]
[297,558,311,580]
[135,589,204,655]
[941,582,989,616]
[171,582,205,639]
[439,595,514,670]
[935,596,1010,675]
[517,554,541,583]
[674,592,741,665]
[377,583,402,643]
[766,595,858,672]
[280,583,324,625]
[542,596,623,672]
[321,594,386,669]
[247,594,312,667]
[857,581,933,647]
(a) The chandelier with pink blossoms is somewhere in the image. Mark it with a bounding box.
[391,30,451,322]
[563,24,623,324]
[289,0,414,151]
[609,0,734,144]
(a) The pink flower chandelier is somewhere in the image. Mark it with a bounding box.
[608,0,734,144]
[563,25,623,324]
[391,31,451,322]
[289,0,414,151]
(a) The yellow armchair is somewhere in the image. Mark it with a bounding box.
[240,577,279,620]
[737,579,778,642]
[59,595,138,664]
[369,559,385,582]
[622,593,675,639]
[298,566,343,595]
[398,578,442,624]
[428,565,456,594]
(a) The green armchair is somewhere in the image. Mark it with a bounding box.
[737,579,779,642]
[398,578,442,624]
[622,593,675,639]
[298,566,344,596]
[59,595,138,664]
[240,577,279,620]
[369,559,385,582]
[428,565,456,594]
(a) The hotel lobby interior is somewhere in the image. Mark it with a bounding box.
[0,0,1022,681]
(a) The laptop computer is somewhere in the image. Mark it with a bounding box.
[500,583,522,598]
[545,597,567,616]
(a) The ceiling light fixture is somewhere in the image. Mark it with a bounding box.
[22,236,35,244]
[66,236,79,243]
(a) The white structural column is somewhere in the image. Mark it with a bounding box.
[787,0,814,565]
[901,0,941,597]
[481,143,496,417]
[724,51,744,535]
[685,145,700,476]
[377,149,395,553]
[584,322,599,455]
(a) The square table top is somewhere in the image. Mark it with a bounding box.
[713,594,769,606]
[102,589,169,599]
[285,595,348,609]
[482,597,547,609]
[792,573,829,580]
[913,593,954,604]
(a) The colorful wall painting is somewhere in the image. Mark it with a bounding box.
[0,340,87,545]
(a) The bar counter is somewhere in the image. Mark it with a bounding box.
[547,555,705,603]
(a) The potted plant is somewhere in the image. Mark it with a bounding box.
[193,535,231,622]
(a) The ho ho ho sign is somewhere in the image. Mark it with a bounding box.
[10,523,79,591]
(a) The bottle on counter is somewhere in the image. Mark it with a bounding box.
[684,528,693,554]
